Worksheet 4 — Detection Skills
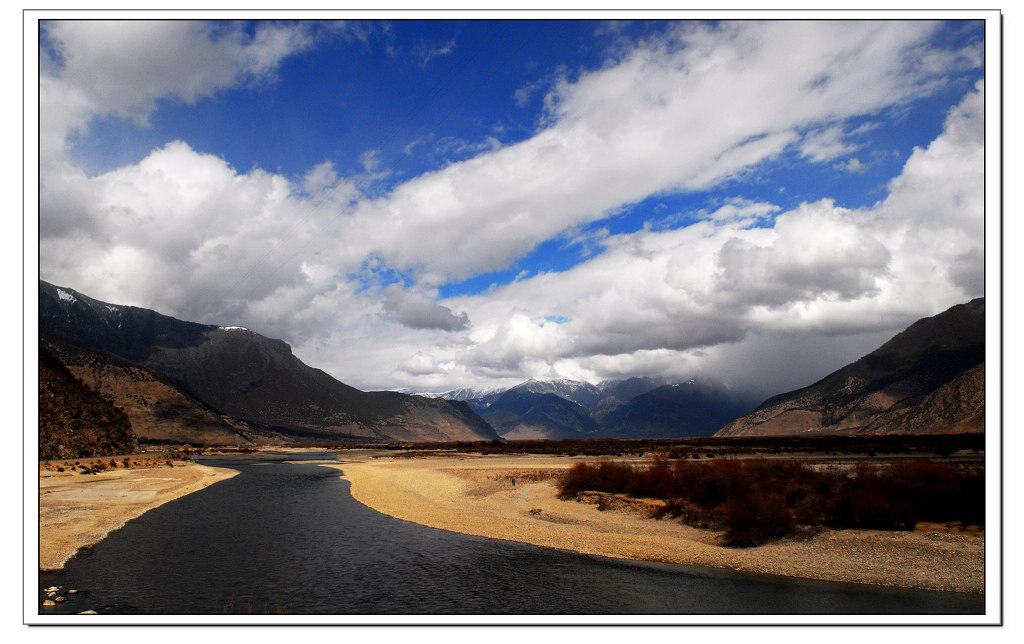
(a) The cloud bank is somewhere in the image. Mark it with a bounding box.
[37,19,986,396]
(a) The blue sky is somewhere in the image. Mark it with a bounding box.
[36,16,991,395]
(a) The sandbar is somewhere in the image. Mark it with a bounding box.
[38,461,238,571]
[332,453,984,594]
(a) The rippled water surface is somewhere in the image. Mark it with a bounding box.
[38,453,984,617]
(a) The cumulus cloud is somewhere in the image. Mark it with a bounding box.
[441,82,984,389]
[398,352,442,376]
[40,20,323,159]
[712,200,892,308]
[36,20,986,393]
[799,126,858,162]
[382,284,471,331]
[835,157,866,173]
[322,21,973,287]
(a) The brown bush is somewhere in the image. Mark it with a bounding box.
[558,456,984,547]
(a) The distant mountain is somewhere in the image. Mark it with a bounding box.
[716,298,985,437]
[39,341,137,459]
[422,386,507,414]
[602,380,758,439]
[591,376,668,422]
[39,281,500,443]
[450,374,745,440]
[506,378,606,410]
[481,389,599,440]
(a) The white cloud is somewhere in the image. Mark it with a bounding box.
[37,21,986,394]
[398,352,442,376]
[415,38,456,67]
[800,125,858,162]
[40,21,321,160]
[330,21,970,286]
[303,161,340,195]
[435,82,984,390]
[835,157,866,173]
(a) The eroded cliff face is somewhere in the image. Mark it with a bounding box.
[717,299,985,437]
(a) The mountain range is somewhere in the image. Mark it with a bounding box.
[422,376,759,440]
[424,299,986,440]
[38,279,986,448]
[39,281,500,444]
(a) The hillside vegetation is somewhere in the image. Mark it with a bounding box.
[39,343,138,460]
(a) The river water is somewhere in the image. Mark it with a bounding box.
[38,453,984,617]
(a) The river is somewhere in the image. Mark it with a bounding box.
[38,453,984,617]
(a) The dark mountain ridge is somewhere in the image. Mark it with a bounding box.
[464,375,751,440]
[602,381,758,439]
[39,281,499,443]
[481,389,599,440]
[716,298,985,436]
[41,334,269,446]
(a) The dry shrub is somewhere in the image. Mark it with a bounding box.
[722,491,794,547]
[559,456,984,547]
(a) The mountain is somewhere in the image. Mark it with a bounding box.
[481,389,599,440]
[601,380,758,439]
[591,376,668,422]
[506,378,606,409]
[860,362,985,435]
[455,375,744,440]
[39,281,500,443]
[39,341,138,459]
[42,335,269,446]
[423,378,607,416]
[421,386,507,414]
[716,298,985,437]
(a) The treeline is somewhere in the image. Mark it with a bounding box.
[558,458,984,547]
[346,433,984,458]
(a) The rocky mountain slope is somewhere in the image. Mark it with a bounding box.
[42,336,270,446]
[716,298,985,437]
[39,342,138,459]
[39,281,500,443]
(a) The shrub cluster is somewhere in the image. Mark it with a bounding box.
[348,433,983,459]
[558,458,983,547]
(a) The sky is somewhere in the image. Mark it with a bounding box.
[34,15,992,398]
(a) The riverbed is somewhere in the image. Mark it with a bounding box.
[35,452,985,619]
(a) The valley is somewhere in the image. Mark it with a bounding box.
[35,281,991,613]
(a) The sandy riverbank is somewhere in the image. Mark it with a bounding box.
[332,453,984,594]
[38,461,238,571]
